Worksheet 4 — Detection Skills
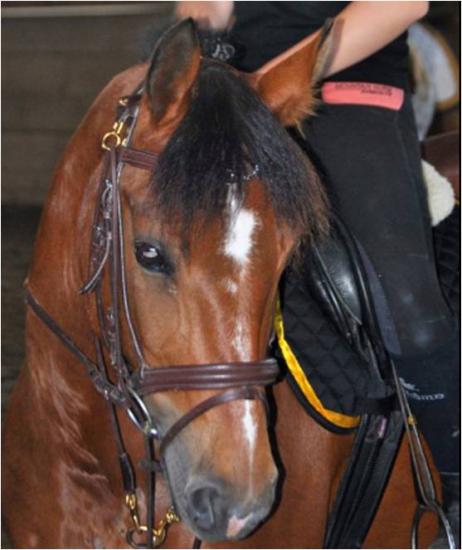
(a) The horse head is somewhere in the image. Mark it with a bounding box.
[104,19,334,541]
[25,18,334,545]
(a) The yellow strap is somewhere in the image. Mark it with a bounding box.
[274,300,360,430]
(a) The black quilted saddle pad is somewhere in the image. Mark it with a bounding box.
[276,206,460,433]
[434,205,460,318]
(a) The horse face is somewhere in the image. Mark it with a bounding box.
[121,173,296,540]
[116,18,332,541]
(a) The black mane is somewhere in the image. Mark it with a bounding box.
[154,59,327,237]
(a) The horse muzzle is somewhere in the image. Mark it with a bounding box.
[182,472,278,541]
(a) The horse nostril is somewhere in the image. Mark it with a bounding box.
[186,483,221,531]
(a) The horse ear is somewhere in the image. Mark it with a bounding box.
[251,19,337,127]
[147,18,201,128]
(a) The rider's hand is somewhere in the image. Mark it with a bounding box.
[175,1,234,31]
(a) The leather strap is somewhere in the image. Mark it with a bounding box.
[24,288,127,405]
[132,360,279,395]
[324,411,403,548]
[120,147,158,171]
[160,387,267,455]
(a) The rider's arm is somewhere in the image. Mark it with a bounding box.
[174,1,428,76]
[324,1,429,76]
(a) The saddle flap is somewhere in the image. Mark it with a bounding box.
[304,218,364,335]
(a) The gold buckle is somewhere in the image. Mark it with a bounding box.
[101,120,126,151]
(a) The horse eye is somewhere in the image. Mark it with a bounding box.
[134,241,172,275]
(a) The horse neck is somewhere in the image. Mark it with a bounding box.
[27,146,99,335]
[27,64,148,334]
[269,380,353,547]
[23,93,118,427]
[23,154,124,473]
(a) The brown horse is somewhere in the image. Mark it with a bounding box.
[3,19,437,549]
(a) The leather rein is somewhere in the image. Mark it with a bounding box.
[24,88,279,549]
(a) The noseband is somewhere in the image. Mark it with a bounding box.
[25,88,279,548]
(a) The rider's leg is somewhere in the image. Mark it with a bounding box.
[302,91,460,542]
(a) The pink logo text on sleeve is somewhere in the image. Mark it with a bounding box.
[322,82,405,111]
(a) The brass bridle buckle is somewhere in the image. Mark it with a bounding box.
[125,492,180,549]
[101,120,126,151]
[101,97,131,151]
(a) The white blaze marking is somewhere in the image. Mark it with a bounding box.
[242,401,258,492]
[243,401,257,451]
[224,207,258,267]
[225,405,259,538]
[233,320,250,357]
[223,189,258,484]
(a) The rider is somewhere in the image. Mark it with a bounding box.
[175,2,460,546]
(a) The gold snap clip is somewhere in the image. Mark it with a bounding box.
[125,492,180,549]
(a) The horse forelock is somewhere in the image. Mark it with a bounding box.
[151,59,328,240]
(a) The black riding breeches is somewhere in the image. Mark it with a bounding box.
[301,93,460,473]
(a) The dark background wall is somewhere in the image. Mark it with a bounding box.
[2,1,174,204]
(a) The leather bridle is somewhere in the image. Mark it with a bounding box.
[25,87,279,548]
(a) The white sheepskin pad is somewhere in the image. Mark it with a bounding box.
[422,159,456,226]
